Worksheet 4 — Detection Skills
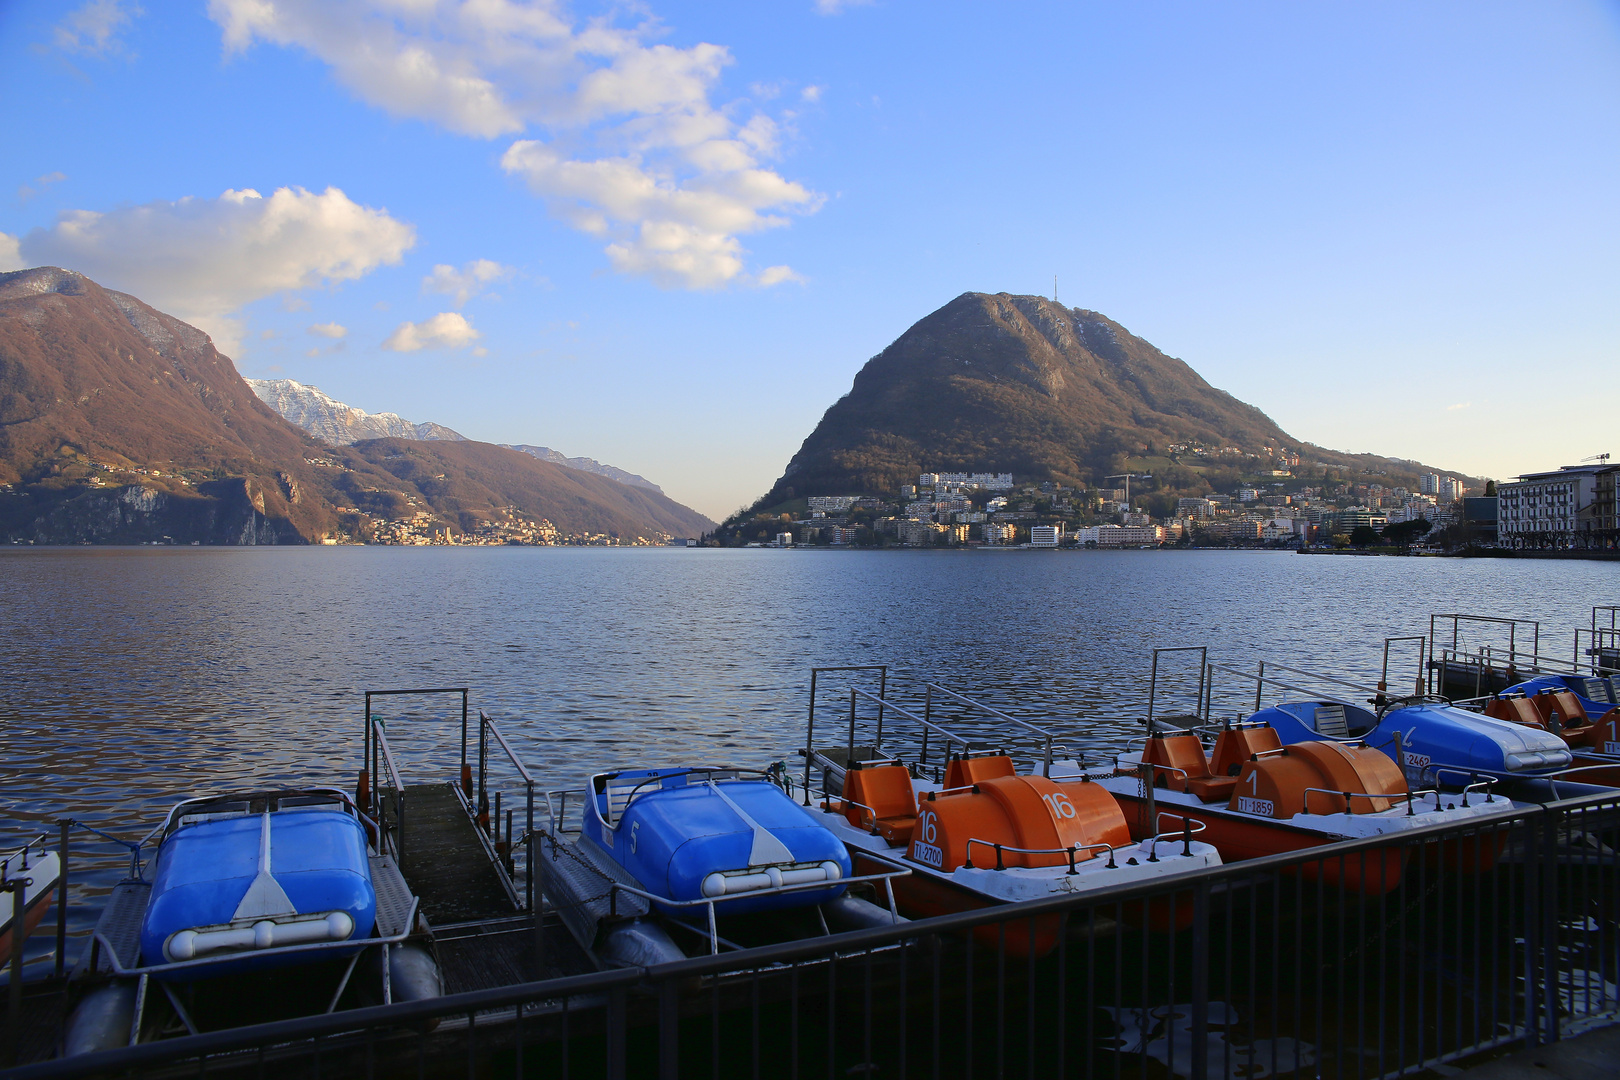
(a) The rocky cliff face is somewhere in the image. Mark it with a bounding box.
[0,267,336,543]
[245,378,468,445]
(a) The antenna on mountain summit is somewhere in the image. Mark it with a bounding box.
[1053,275,1057,303]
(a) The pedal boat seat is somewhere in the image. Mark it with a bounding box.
[840,760,919,847]
[1485,694,1548,730]
[942,751,1016,791]
[1142,732,1241,803]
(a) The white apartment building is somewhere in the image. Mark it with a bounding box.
[1029,525,1062,547]
[1075,525,1164,547]
[1498,464,1618,549]
[1439,477,1465,502]
[918,472,1014,490]
[1421,474,1440,496]
[807,496,859,512]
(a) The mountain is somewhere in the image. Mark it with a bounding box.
[0,267,714,543]
[757,291,1473,505]
[503,445,663,494]
[349,439,705,538]
[246,378,467,444]
[249,378,664,493]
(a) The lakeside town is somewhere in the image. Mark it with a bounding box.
[727,455,1618,553]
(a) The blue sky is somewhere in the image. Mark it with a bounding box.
[3,1,1617,519]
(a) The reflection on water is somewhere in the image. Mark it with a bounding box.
[1,546,1611,976]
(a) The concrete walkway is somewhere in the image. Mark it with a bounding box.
[1452,1023,1620,1080]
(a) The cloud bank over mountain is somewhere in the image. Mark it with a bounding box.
[207,0,819,289]
[8,186,414,355]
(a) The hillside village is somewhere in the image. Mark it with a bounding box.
[725,445,1488,549]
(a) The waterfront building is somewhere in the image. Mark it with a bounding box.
[1497,464,1618,550]
[1029,524,1062,547]
[1075,524,1163,546]
[982,522,1015,544]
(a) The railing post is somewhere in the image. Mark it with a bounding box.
[658,978,680,1080]
[1190,880,1210,1080]
[607,986,628,1080]
[5,879,26,1066]
[847,689,857,766]
[526,782,535,915]
[1540,808,1561,1046]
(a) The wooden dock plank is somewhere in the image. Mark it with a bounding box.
[398,783,518,925]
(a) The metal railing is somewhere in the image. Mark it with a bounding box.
[15,789,1617,1080]
[372,720,407,862]
[476,711,537,914]
[848,686,976,780]
[924,682,1057,777]
[802,665,889,799]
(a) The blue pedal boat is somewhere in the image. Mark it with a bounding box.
[138,789,377,977]
[1248,698,1573,792]
[1500,672,1620,727]
[582,767,852,917]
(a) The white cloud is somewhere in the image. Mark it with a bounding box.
[208,0,819,289]
[422,259,514,306]
[1447,402,1472,411]
[502,140,818,289]
[17,186,415,356]
[800,85,824,103]
[18,172,68,202]
[755,265,804,287]
[308,322,348,338]
[0,233,23,273]
[813,0,873,14]
[55,0,141,55]
[382,312,480,352]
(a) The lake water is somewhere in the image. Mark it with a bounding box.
[1,546,1612,975]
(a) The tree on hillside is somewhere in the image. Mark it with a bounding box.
[1382,518,1432,547]
[1349,525,1382,547]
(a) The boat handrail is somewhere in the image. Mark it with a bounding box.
[1,833,50,864]
[962,836,1121,872]
[1301,785,1437,817]
[924,682,1056,777]
[961,817,1210,871]
[87,897,422,980]
[1145,816,1211,859]
[1426,769,1501,805]
[593,767,774,828]
[1114,757,1194,780]
[603,865,912,956]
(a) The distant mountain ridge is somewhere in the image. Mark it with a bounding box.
[756,291,1475,506]
[501,444,662,494]
[249,378,664,493]
[246,378,467,444]
[0,266,713,543]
